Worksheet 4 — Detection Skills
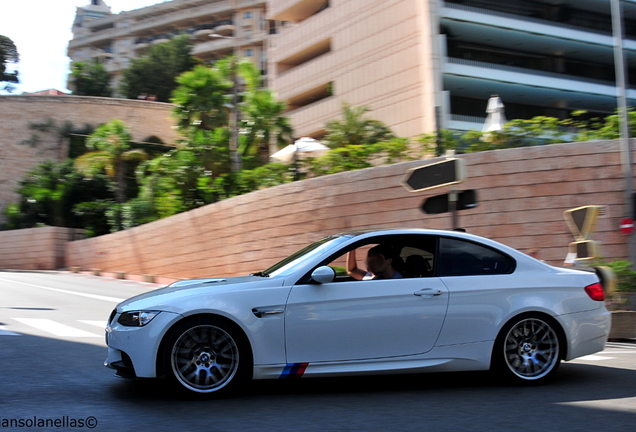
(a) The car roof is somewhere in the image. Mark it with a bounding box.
[333,228,482,240]
[332,228,528,259]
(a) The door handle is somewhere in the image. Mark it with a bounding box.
[414,289,442,297]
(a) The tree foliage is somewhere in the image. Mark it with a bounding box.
[240,88,293,166]
[419,109,636,155]
[70,61,111,97]
[121,34,199,102]
[75,120,148,204]
[170,57,294,168]
[171,65,231,134]
[322,103,396,149]
[4,160,111,232]
[0,35,19,87]
[134,129,230,218]
[304,138,412,176]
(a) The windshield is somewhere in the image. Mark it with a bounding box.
[263,235,354,277]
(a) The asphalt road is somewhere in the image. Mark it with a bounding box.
[0,270,635,432]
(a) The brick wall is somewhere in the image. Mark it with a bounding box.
[64,140,635,279]
[0,95,179,223]
[0,227,83,270]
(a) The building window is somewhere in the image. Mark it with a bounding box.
[245,49,253,57]
[244,11,252,19]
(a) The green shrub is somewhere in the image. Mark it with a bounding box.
[603,260,636,292]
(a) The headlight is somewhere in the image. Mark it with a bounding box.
[117,310,161,327]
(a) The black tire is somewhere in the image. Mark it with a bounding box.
[162,317,251,395]
[492,313,563,384]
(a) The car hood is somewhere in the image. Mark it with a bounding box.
[116,275,284,312]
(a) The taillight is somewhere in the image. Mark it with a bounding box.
[585,282,605,301]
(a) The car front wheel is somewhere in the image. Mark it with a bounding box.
[493,314,562,384]
[163,317,250,395]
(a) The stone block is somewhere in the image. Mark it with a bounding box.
[609,311,636,340]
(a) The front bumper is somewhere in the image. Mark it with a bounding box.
[105,310,182,378]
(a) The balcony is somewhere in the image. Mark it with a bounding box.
[277,39,331,74]
[191,38,235,57]
[443,59,630,114]
[214,24,235,36]
[193,29,213,40]
[133,42,149,52]
[268,0,329,23]
[151,37,171,45]
[444,0,636,39]
[286,82,333,111]
[446,41,627,85]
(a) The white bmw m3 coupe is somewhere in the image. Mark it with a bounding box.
[105,229,611,395]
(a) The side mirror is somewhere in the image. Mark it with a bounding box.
[311,266,336,284]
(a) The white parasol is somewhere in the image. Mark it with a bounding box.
[270,137,329,162]
[482,95,507,133]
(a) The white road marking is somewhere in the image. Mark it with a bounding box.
[0,277,124,303]
[577,355,614,361]
[12,318,101,338]
[78,320,107,329]
[557,398,636,414]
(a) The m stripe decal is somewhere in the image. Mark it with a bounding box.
[280,363,309,378]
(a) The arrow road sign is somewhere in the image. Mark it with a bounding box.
[401,158,465,192]
[421,190,478,214]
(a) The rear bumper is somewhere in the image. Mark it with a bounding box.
[560,307,612,361]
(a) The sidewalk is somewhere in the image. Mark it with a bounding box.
[64,268,180,287]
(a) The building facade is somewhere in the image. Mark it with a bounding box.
[67,0,268,95]
[68,0,636,137]
[268,0,636,137]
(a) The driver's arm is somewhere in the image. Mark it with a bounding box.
[346,249,367,280]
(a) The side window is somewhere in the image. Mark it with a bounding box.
[437,238,515,277]
[323,236,437,281]
[399,246,434,278]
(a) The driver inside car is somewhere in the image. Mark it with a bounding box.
[346,244,403,280]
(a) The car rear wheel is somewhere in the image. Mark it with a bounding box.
[493,314,562,384]
[163,317,250,395]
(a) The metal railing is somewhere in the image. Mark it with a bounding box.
[446,57,619,87]
[444,1,636,39]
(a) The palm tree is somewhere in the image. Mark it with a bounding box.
[241,88,293,165]
[75,120,148,203]
[323,103,395,148]
[171,65,231,134]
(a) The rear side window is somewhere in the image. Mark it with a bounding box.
[437,237,515,277]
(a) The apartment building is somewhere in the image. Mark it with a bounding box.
[67,0,268,95]
[268,0,636,138]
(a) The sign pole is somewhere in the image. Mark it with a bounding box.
[449,188,458,229]
[611,0,636,267]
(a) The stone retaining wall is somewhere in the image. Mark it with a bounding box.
[0,95,179,223]
[62,139,635,279]
[0,227,83,270]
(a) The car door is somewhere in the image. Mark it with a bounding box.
[435,236,518,346]
[284,276,449,364]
